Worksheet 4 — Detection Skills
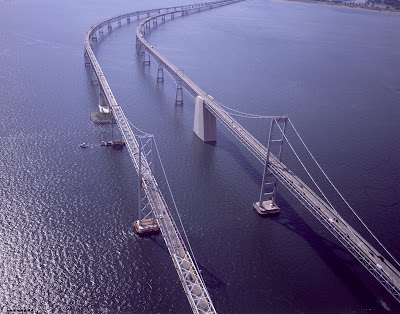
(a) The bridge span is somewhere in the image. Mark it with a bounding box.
[134,2,400,305]
[84,0,400,310]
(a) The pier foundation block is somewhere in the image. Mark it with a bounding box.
[253,200,280,216]
[193,96,216,142]
[134,219,160,236]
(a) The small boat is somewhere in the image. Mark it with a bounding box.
[100,141,112,147]
[80,143,88,148]
[110,140,125,148]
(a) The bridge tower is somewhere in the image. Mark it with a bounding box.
[134,135,160,235]
[254,116,288,215]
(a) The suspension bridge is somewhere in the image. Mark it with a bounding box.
[84,0,400,312]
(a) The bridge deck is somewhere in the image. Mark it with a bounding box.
[136,6,400,303]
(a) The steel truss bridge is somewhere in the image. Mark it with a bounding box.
[84,0,400,312]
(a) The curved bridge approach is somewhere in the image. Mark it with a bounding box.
[84,0,400,310]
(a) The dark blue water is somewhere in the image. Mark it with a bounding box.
[1,0,400,312]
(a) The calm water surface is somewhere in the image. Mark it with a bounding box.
[0,0,399,312]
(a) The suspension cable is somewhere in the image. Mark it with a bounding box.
[273,123,339,215]
[215,100,278,118]
[273,122,370,254]
[287,118,400,268]
[126,119,153,137]
[153,138,206,282]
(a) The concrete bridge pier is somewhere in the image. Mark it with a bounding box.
[175,81,183,105]
[157,66,164,82]
[90,68,97,84]
[84,52,90,67]
[143,49,150,65]
[107,23,112,31]
[98,89,110,113]
[193,96,216,142]
[136,38,145,56]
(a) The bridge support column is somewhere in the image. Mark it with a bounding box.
[90,68,97,84]
[136,41,144,56]
[135,136,160,236]
[162,15,165,22]
[127,17,130,23]
[153,18,157,26]
[254,116,288,216]
[143,49,150,65]
[84,52,90,67]
[193,96,216,142]
[91,33,97,41]
[171,12,175,19]
[175,81,183,105]
[157,66,164,82]
[118,19,121,26]
[99,28,103,35]
[98,89,110,113]
[108,23,112,31]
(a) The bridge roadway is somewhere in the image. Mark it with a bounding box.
[84,2,245,313]
[135,5,400,303]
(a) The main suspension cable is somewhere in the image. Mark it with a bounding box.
[287,118,400,267]
[153,138,207,284]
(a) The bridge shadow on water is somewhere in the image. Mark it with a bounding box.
[211,131,392,310]
[148,236,225,290]
[273,197,387,310]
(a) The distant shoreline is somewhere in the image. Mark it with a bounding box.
[272,0,400,15]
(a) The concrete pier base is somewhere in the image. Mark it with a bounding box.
[253,200,280,216]
[134,219,160,236]
[193,96,216,142]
